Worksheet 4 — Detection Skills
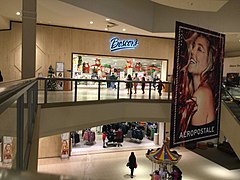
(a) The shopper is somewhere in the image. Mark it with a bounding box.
[168,165,182,180]
[152,170,160,180]
[133,73,139,94]
[110,73,117,89]
[141,74,146,94]
[102,131,107,148]
[126,74,133,94]
[159,166,168,180]
[152,75,158,90]
[0,70,3,82]
[157,79,165,96]
[127,152,137,178]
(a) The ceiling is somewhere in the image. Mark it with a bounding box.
[0,0,239,57]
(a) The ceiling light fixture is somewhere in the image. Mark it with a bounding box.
[122,28,126,32]
[106,18,110,21]
[90,21,93,24]
[16,12,21,16]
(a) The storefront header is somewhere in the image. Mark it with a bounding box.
[110,37,139,52]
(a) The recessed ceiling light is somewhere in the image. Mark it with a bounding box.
[104,27,108,31]
[16,12,21,16]
[106,18,110,21]
[122,28,126,32]
[90,21,93,24]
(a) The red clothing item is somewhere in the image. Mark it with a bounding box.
[102,133,106,140]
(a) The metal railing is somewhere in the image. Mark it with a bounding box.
[0,78,38,170]
[38,77,172,104]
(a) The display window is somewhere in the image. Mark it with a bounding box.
[72,53,168,84]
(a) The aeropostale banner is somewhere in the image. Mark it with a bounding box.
[170,22,225,147]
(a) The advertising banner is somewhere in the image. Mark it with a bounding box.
[170,22,225,147]
[3,136,13,163]
[61,133,70,159]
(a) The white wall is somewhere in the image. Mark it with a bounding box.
[223,57,240,76]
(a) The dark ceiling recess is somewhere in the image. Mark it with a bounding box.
[106,21,118,30]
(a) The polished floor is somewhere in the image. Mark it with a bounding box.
[38,146,240,180]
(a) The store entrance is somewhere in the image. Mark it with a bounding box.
[70,122,164,155]
[71,53,168,88]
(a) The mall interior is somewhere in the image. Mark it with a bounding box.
[0,0,240,179]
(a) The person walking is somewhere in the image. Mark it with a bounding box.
[127,152,137,178]
[157,79,165,96]
[0,70,3,82]
[152,75,159,90]
[110,73,117,89]
[141,75,146,94]
[133,73,139,94]
[126,74,133,94]
[102,131,107,148]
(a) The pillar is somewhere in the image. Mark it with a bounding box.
[22,0,36,79]
[158,122,165,146]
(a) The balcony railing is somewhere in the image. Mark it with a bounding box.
[38,77,172,104]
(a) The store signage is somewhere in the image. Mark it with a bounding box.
[110,37,139,52]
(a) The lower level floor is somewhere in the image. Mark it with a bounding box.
[38,146,240,180]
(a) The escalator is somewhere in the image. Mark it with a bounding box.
[220,86,240,159]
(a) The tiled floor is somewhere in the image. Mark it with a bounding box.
[38,146,240,180]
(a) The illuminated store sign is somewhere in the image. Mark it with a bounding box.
[110,37,139,52]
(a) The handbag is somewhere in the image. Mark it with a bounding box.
[126,162,130,167]
[134,163,137,168]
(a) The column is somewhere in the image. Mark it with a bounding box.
[158,122,165,146]
[22,0,36,79]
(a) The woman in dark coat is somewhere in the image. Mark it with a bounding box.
[126,74,133,94]
[0,71,3,82]
[127,152,137,178]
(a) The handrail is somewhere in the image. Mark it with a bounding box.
[0,78,37,114]
[0,77,38,170]
[38,77,172,103]
[222,85,240,106]
[38,77,172,84]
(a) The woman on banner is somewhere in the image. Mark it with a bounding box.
[179,32,219,133]
[61,140,69,155]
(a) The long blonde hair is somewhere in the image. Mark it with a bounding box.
[181,32,216,97]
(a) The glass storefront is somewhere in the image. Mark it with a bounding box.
[72,53,168,82]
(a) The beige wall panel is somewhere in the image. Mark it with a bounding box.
[0,22,175,81]
[38,134,61,158]
[0,23,22,81]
